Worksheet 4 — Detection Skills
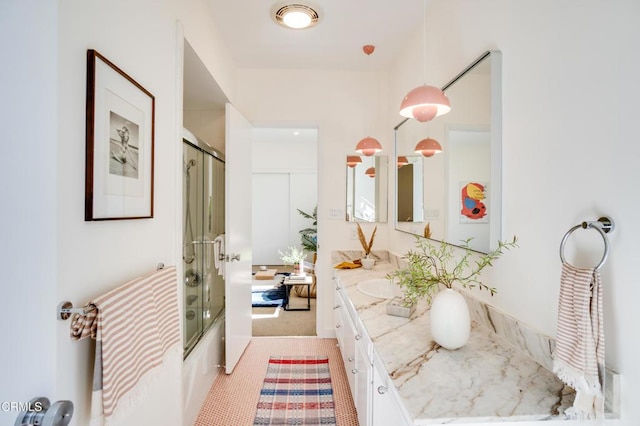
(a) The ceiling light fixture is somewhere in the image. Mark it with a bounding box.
[365,167,376,178]
[414,138,443,157]
[272,3,320,29]
[355,137,382,156]
[355,45,383,156]
[397,156,409,168]
[347,156,362,168]
[399,0,451,122]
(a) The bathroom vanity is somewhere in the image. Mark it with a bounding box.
[332,251,577,425]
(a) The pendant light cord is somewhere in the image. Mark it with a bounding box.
[422,0,426,85]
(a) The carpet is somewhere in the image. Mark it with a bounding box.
[252,285,286,307]
[253,356,337,425]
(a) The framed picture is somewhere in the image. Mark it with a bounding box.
[85,49,155,220]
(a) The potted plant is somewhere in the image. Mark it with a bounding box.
[278,245,307,275]
[387,235,518,349]
[356,223,377,269]
[297,206,317,262]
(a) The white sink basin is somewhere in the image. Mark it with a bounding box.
[357,278,398,299]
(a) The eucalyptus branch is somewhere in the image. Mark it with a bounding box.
[387,235,518,306]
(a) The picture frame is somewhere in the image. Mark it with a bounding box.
[85,49,155,221]
[459,181,489,224]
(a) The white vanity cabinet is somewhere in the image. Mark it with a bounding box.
[371,350,411,426]
[334,278,372,424]
[334,276,413,426]
[334,291,357,399]
[353,333,372,426]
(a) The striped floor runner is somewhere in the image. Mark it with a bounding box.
[253,356,337,425]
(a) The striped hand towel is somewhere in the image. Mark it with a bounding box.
[70,266,180,425]
[553,263,604,420]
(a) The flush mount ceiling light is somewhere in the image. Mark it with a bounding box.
[399,0,451,122]
[415,138,443,157]
[272,2,320,29]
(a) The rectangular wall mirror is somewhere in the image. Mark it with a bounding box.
[346,155,388,222]
[394,51,502,253]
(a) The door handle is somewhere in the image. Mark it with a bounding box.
[15,397,73,426]
[226,253,241,262]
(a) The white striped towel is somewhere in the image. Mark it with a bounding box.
[553,263,605,420]
[213,234,225,277]
[70,266,180,425]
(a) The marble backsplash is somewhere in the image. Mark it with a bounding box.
[332,249,555,367]
[331,249,619,417]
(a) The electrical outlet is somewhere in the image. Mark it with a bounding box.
[425,208,440,218]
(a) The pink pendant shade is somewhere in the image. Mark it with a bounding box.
[400,85,451,122]
[365,167,376,178]
[415,138,443,157]
[397,156,409,168]
[355,137,382,156]
[347,155,362,168]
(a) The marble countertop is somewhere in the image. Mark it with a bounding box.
[333,258,574,424]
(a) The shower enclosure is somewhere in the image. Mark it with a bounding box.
[183,133,225,357]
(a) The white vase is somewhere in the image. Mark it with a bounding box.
[429,288,470,350]
[361,257,375,270]
[295,260,305,276]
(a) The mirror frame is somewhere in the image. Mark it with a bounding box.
[346,155,389,223]
[394,50,502,253]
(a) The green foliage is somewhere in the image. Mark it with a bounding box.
[387,236,518,306]
[297,206,317,252]
[279,245,306,265]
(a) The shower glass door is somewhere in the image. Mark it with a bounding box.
[183,141,225,356]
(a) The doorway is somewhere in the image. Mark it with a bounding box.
[250,127,318,336]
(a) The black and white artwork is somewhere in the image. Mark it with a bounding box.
[109,111,140,179]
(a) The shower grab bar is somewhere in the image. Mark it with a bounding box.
[184,240,225,260]
[57,263,165,320]
[559,216,615,270]
[185,240,218,245]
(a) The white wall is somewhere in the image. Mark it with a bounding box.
[388,0,639,423]
[56,1,182,424]
[53,1,237,425]
[0,1,57,424]
[252,128,318,265]
[183,109,226,152]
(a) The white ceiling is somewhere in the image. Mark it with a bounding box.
[204,0,425,71]
[184,1,427,113]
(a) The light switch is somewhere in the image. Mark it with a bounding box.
[328,208,344,219]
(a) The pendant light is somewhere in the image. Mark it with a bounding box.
[414,138,442,157]
[355,137,382,156]
[355,45,382,156]
[347,156,362,168]
[365,167,376,178]
[397,156,409,168]
[399,0,451,122]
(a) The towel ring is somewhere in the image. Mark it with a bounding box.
[559,216,614,270]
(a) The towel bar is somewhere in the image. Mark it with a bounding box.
[57,262,166,320]
[559,216,614,270]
